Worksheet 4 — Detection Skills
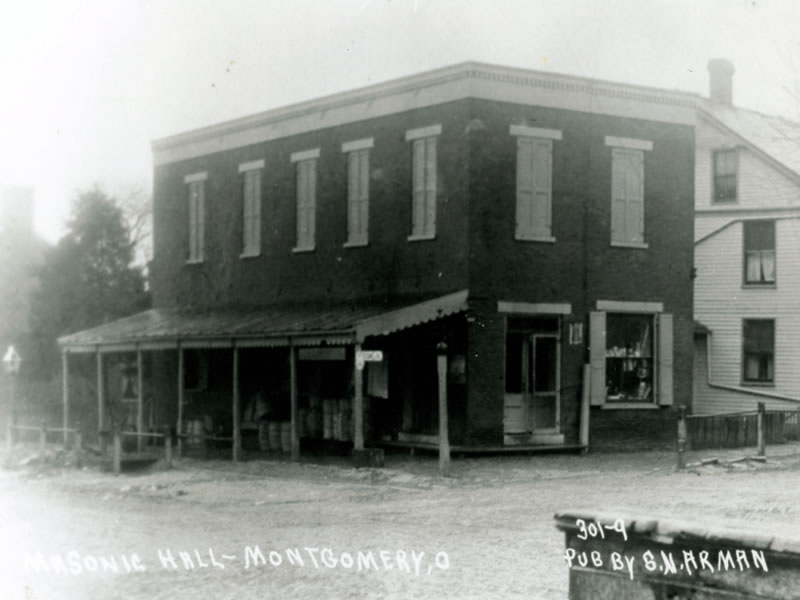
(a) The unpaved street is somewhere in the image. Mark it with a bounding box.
[3,445,800,600]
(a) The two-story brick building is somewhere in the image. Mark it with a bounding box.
[59,62,696,454]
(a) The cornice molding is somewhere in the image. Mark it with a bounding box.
[153,62,698,166]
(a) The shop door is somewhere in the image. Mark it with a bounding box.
[531,334,559,432]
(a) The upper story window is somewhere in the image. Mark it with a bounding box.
[742,319,774,384]
[713,149,737,203]
[743,220,775,284]
[291,148,319,252]
[405,124,441,240]
[239,160,264,258]
[342,138,373,247]
[510,125,561,242]
[606,137,652,248]
[184,172,207,263]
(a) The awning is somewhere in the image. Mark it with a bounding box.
[58,290,469,353]
[693,320,712,335]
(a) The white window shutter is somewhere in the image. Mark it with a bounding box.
[348,152,358,241]
[359,151,369,242]
[425,138,437,235]
[197,183,205,260]
[412,140,425,235]
[252,172,261,251]
[516,138,534,238]
[308,161,316,246]
[657,313,674,406]
[589,311,607,405]
[626,151,644,243]
[531,139,552,238]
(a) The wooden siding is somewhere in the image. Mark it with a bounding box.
[694,219,800,407]
[694,119,800,216]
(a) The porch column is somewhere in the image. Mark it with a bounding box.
[232,344,241,462]
[97,350,106,452]
[177,345,184,458]
[436,341,450,474]
[62,351,69,445]
[136,348,144,452]
[290,343,299,461]
[353,343,364,451]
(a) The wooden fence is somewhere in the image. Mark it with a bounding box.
[686,408,800,450]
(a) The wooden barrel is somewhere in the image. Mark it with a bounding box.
[186,419,205,449]
[323,399,335,439]
[280,422,291,452]
[268,421,281,450]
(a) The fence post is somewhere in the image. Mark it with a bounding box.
[113,430,122,475]
[39,420,47,452]
[163,426,173,469]
[677,405,687,470]
[757,402,766,457]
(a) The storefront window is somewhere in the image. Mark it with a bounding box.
[605,313,653,402]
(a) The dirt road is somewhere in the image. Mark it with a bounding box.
[3,445,800,600]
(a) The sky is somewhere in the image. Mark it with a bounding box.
[1,0,799,244]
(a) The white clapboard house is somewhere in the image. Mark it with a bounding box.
[694,59,800,413]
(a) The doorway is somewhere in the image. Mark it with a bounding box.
[503,317,561,443]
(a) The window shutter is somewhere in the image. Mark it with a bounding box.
[657,312,674,406]
[297,163,308,246]
[412,140,425,235]
[307,161,316,247]
[611,150,627,243]
[516,138,534,238]
[627,151,644,243]
[425,138,437,235]
[589,311,606,405]
[188,186,197,259]
[348,152,359,241]
[359,150,369,242]
[252,172,261,251]
[531,139,553,238]
[197,183,205,261]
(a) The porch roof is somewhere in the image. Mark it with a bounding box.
[58,290,469,353]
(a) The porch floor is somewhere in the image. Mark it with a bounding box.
[377,440,586,456]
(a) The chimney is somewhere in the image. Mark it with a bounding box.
[708,58,735,105]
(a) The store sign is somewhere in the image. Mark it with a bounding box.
[356,350,383,370]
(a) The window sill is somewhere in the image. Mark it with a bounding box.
[407,234,436,242]
[343,240,368,248]
[742,283,776,289]
[740,381,775,388]
[292,246,315,254]
[240,251,260,259]
[601,402,660,410]
[515,235,556,243]
[611,241,649,249]
[185,258,205,265]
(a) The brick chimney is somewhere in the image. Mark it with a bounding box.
[707,58,735,105]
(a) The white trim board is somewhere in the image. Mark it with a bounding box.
[498,301,572,315]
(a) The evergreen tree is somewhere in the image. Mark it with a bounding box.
[25,187,150,378]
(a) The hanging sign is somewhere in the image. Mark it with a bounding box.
[356,350,384,370]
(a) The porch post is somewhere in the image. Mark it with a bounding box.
[177,344,184,458]
[290,342,299,460]
[136,347,144,452]
[436,341,450,475]
[232,343,241,462]
[62,351,69,445]
[97,350,106,452]
[353,343,364,451]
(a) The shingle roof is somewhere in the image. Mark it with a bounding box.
[701,100,800,179]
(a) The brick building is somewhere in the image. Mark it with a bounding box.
[60,62,696,454]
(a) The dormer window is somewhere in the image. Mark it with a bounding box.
[713,149,737,203]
